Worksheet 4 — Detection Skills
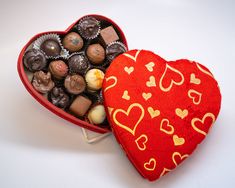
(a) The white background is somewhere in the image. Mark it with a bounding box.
[0,0,235,187]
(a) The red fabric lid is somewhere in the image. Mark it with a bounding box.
[102,49,221,181]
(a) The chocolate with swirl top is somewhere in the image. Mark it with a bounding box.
[32,71,54,93]
[77,16,100,39]
[49,87,70,109]
[23,49,47,72]
[106,42,127,62]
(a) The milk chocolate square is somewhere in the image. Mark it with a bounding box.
[69,95,92,117]
[100,26,119,45]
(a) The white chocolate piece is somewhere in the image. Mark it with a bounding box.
[85,69,104,91]
[88,105,106,124]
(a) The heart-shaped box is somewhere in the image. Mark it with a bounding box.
[102,49,221,181]
[18,15,222,182]
[17,14,128,133]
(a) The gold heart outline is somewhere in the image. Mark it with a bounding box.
[160,168,171,177]
[135,134,148,151]
[104,76,117,92]
[113,103,145,136]
[160,118,175,135]
[144,158,157,171]
[172,152,189,166]
[123,50,141,62]
[191,112,215,136]
[159,64,185,92]
[188,89,202,105]
[196,63,214,78]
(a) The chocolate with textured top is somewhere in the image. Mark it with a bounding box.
[68,54,89,74]
[32,71,54,93]
[64,74,86,95]
[41,39,61,57]
[106,42,127,62]
[49,87,70,109]
[77,17,100,39]
[69,95,92,117]
[23,49,47,72]
[86,44,105,64]
[62,32,84,52]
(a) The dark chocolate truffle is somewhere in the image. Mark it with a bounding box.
[62,32,84,52]
[69,95,92,117]
[23,49,47,72]
[106,42,127,62]
[32,71,54,94]
[86,44,105,64]
[49,60,68,79]
[77,16,100,39]
[68,54,89,74]
[49,87,70,109]
[41,39,61,57]
[64,74,86,95]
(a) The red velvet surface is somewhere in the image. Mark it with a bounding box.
[102,50,221,181]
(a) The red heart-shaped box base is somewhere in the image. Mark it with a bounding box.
[17,15,128,133]
[103,50,221,181]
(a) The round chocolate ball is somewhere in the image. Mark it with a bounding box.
[49,87,70,109]
[41,39,61,57]
[32,71,54,94]
[68,54,89,74]
[85,69,104,91]
[49,60,68,80]
[64,74,86,95]
[62,32,84,52]
[106,42,127,62]
[86,44,105,64]
[23,49,47,72]
[77,16,100,39]
[88,104,106,124]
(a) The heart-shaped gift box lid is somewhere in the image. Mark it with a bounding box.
[102,49,221,181]
[17,14,128,134]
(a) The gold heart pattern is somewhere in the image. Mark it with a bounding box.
[124,66,134,74]
[148,107,160,118]
[159,64,185,92]
[113,103,145,136]
[103,50,221,181]
[144,158,157,171]
[122,90,130,100]
[145,62,155,72]
[142,92,152,101]
[146,76,156,87]
[135,134,148,151]
[175,108,188,119]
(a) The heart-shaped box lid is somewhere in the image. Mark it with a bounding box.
[102,49,221,181]
[17,15,128,134]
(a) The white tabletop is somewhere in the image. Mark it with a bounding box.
[0,0,235,187]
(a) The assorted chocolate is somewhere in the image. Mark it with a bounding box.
[23,16,127,128]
